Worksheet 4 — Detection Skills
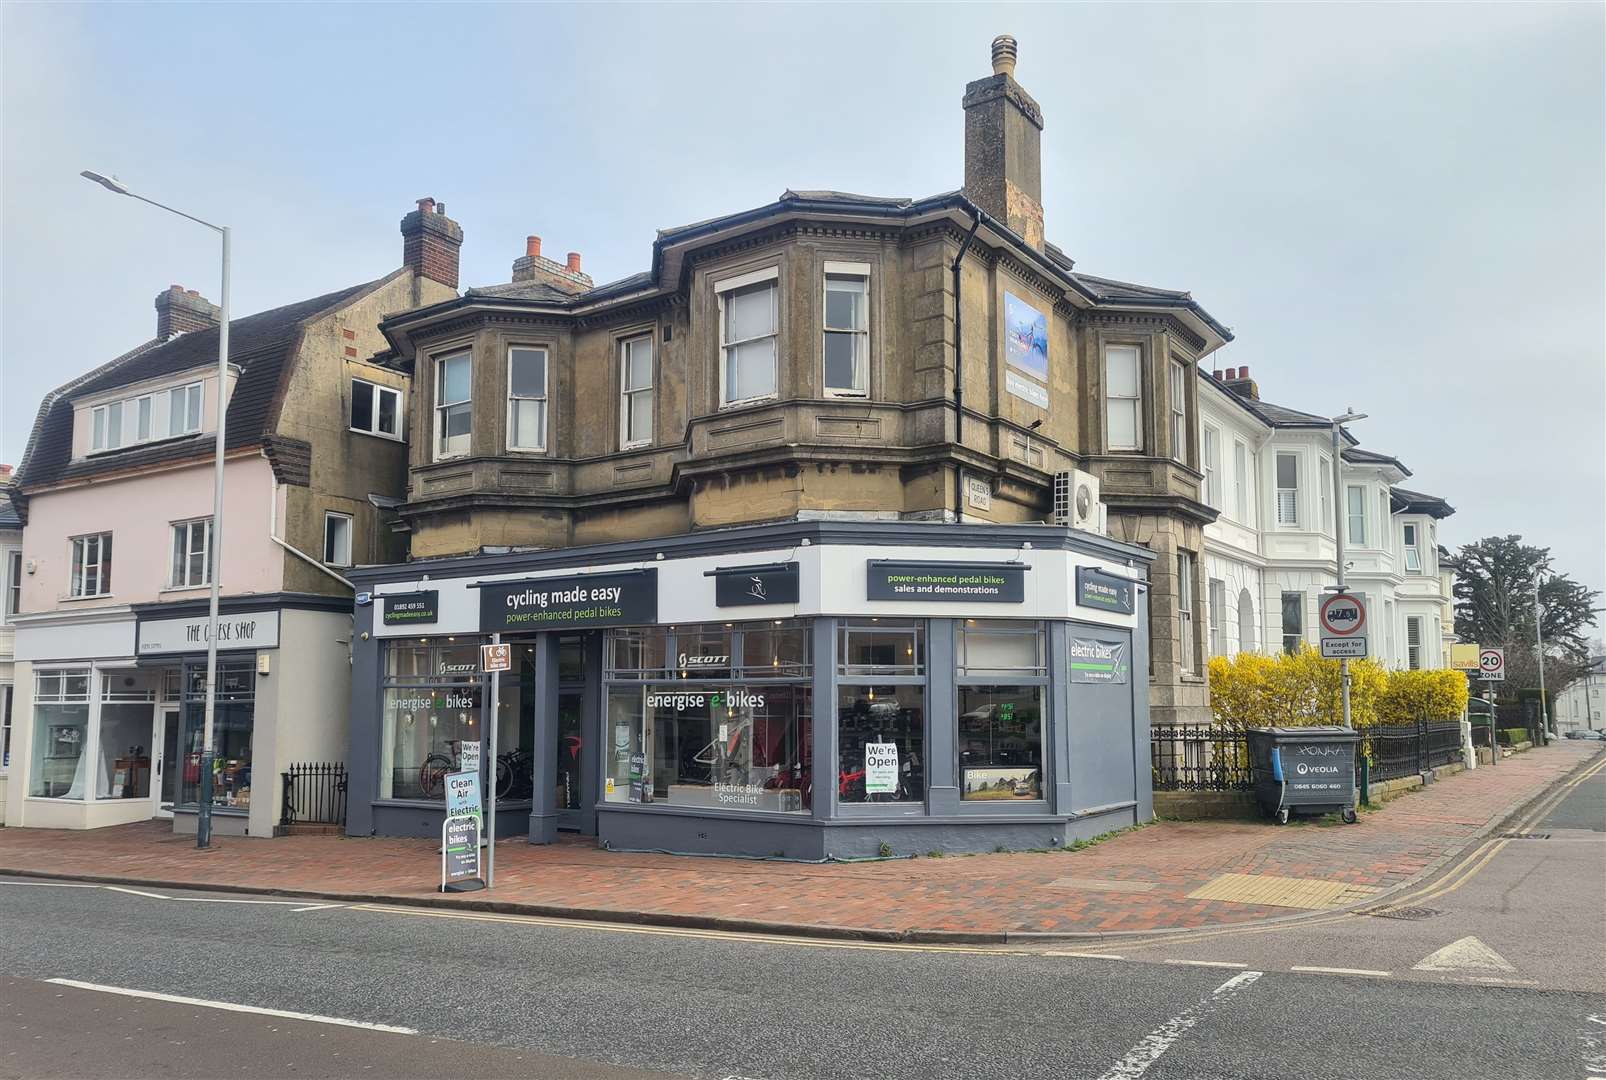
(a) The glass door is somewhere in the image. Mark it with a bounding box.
[154,706,180,818]
[555,635,595,833]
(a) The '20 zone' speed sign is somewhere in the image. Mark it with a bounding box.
[1319,592,1369,659]
[1479,648,1506,681]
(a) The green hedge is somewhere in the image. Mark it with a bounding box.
[1498,727,1529,746]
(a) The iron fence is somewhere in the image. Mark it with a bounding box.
[280,761,348,829]
[1152,721,1466,792]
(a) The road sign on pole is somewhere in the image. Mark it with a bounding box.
[481,643,511,673]
[1319,591,1369,659]
[1479,647,1506,682]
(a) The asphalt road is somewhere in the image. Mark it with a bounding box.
[1,756,1601,1080]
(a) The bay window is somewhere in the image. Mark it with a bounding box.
[1347,485,1367,546]
[1202,426,1220,507]
[1319,457,1333,533]
[718,270,778,406]
[1281,592,1304,654]
[823,267,869,396]
[1233,441,1249,524]
[1403,522,1422,572]
[1208,578,1226,657]
[508,346,549,452]
[1104,345,1141,451]
[1275,453,1299,526]
[1169,361,1188,462]
[619,335,654,448]
[29,669,90,798]
[434,350,472,458]
[1178,551,1196,673]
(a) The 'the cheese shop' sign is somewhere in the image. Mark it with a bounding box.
[382,591,438,626]
[866,561,1026,603]
[137,610,281,655]
[1075,567,1136,616]
[479,569,657,633]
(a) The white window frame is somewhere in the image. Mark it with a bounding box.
[1275,452,1300,527]
[69,533,112,598]
[1406,615,1424,670]
[85,379,203,455]
[1281,590,1304,654]
[1104,344,1143,452]
[1403,522,1422,572]
[323,512,353,568]
[822,262,870,398]
[1319,456,1333,534]
[4,549,20,618]
[1208,577,1226,658]
[350,378,403,440]
[1201,426,1220,507]
[433,349,473,461]
[716,267,780,408]
[1,682,12,772]
[1233,440,1250,525]
[506,346,549,453]
[1169,361,1189,463]
[170,382,203,436]
[1347,484,1368,547]
[618,334,655,450]
[169,518,213,589]
[1178,550,1196,674]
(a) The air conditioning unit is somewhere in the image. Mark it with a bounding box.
[1052,469,1102,533]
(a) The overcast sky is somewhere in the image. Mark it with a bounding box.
[3,2,1602,599]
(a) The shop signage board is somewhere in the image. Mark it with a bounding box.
[710,562,800,607]
[866,561,1026,603]
[382,591,439,626]
[479,569,657,633]
[1069,637,1130,684]
[1075,568,1135,616]
[481,643,512,672]
[136,609,281,655]
[1479,648,1506,681]
[441,814,482,892]
[864,742,899,794]
[1318,592,1369,659]
[1449,643,1481,671]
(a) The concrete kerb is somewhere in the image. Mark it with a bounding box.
[2,746,1596,949]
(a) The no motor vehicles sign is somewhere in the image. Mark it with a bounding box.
[1319,592,1369,659]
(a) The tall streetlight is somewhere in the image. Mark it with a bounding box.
[82,170,230,849]
[1533,574,1551,745]
[1329,409,1367,730]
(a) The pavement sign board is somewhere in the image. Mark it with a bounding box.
[1318,591,1369,659]
[441,813,482,892]
[445,769,482,817]
[1479,647,1506,681]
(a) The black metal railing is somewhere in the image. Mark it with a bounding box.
[1151,724,1253,791]
[280,762,347,828]
[1153,721,1466,792]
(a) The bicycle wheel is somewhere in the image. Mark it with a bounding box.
[418,754,452,799]
[495,756,513,800]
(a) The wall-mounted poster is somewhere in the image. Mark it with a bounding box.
[1003,291,1049,399]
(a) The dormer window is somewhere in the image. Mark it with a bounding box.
[88,381,202,454]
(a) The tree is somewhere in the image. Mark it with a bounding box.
[1452,535,1600,661]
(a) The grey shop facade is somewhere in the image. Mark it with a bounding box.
[345,521,1153,859]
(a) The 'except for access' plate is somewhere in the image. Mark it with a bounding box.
[1320,636,1369,659]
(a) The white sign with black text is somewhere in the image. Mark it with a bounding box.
[1318,592,1369,659]
[137,609,281,656]
[864,742,899,795]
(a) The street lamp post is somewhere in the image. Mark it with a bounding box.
[82,171,230,849]
[1330,409,1367,730]
[1534,575,1550,745]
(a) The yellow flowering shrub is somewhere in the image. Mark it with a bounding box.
[1207,646,1387,729]
[1377,668,1470,726]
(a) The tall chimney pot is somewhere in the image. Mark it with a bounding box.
[566,252,582,273]
[526,235,542,259]
[990,34,1018,77]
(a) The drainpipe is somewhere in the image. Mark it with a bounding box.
[269,478,354,590]
[951,209,983,521]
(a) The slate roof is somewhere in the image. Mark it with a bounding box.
[464,280,579,303]
[1342,446,1411,476]
[18,276,394,491]
[0,485,21,530]
[1391,485,1455,518]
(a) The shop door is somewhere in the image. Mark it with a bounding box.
[555,634,600,834]
[154,706,180,818]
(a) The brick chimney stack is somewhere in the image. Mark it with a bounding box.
[510,233,593,296]
[1222,364,1260,401]
[400,197,464,291]
[963,34,1045,250]
[154,284,220,339]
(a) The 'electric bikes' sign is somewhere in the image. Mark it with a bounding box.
[479,569,657,633]
[1068,637,1130,684]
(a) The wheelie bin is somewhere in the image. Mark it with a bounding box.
[1247,726,1359,824]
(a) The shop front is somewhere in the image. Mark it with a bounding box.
[348,521,1152,858]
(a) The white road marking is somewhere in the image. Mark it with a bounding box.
[1045,951,1126,960]
[291,903,346,913]
[1096,970,1264,1080]
[172,897,313,906]
[1290,966,1391,977]
[45,979,416,1035]
[101,886,170,900]
[1412,935,1517,973]
[1162,959,1248,969]
[0,881,100,888]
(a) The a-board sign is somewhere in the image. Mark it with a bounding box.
[382,591,438,626]
[1075,568,1135,616]
[444,769,482,817]
[441,814,482,891]
[1479,647,1506,682]
[479,569,657,633]
[864,743,899,794]
[1319,592,1369,659]
[866,561,1025,603]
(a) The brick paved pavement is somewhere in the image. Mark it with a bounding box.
[1,742,1596,940]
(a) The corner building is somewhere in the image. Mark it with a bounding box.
[346,38,1228,855]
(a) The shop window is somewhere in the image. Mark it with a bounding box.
[674,626,734,679]
[957,686,1043,801]
[179,660,255,810]
[957,620,1044,677]
[607,627,672,680]
[836,684,925,804]
[385,639,481,682]
[738,623,810,678]
[98,674,155,800]
[488,647,538,804]
[838,620,924,677]
[380,639,490,801]
[30,668,91,798]
[604,684,813,814]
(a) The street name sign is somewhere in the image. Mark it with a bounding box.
[1479,648,1506,682]
[1319,591,1369,659]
